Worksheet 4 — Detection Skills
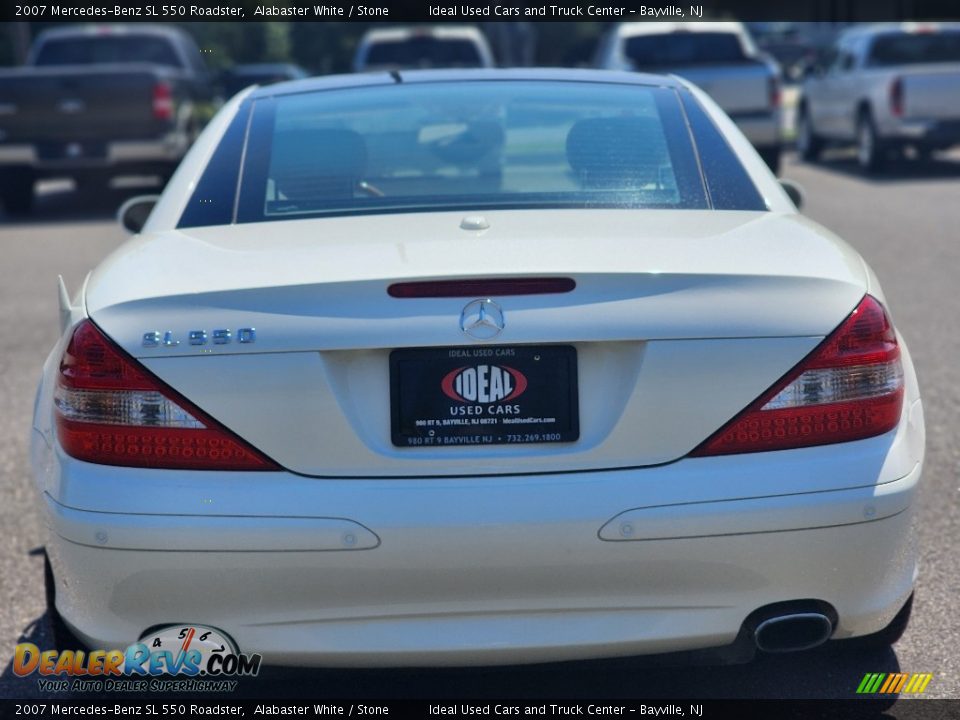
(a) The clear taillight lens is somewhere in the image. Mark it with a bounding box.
[55,320,278,471]
[692,296,904,456]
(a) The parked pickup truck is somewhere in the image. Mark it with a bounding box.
[595,22,783,173]
[0,25,213,215]
[353,25,495,73]
[797,23,960,172]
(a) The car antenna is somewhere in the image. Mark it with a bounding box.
[390,70,403,84]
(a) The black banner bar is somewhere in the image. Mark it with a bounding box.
[1,0,959,23]
[4,699,960,720]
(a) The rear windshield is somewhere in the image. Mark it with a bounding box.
[34,36,182,68]
[868,31,960,66]
[238,81,709,222]
[624,32,749,68]
[364,38,484,69]
[180,80,767,228]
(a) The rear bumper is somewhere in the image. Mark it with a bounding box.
[0,136,187,171]
[43,456,921,667]
[880,118,960,147]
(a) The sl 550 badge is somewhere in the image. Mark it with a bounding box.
[142,328,256,348]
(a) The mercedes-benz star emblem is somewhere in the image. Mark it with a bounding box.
[460,299,505,341]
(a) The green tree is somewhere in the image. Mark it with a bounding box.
[1,22,33,66]
[177,22,292,70]
[290,22,372,74]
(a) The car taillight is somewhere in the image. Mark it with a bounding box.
[769,76,781,109]
[692,296,904,456]
[890,77,904,118]
[152,81,174,121]
[54,320,278,471]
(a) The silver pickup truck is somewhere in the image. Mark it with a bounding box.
[595,22,783,173]
[797,23,960,172]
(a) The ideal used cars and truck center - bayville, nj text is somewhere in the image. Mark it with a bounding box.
[13,5,703,19]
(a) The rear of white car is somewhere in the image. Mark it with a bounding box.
[32,70,923,667]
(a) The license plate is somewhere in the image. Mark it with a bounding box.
[390,345,579,447]
[36,141,106,161]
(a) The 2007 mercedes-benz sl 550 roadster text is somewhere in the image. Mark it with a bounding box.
[32,69,924,667]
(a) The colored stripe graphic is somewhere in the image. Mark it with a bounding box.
[858,672,933,694]
[856,674,876,694]
[880,673,908,693]
[908,674,933,694]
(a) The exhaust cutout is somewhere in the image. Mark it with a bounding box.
[754,612,833,653]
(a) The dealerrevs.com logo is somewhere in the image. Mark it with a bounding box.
[441,364,527,404]
[14,625,260,693]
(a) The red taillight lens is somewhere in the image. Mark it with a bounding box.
[692,296,904,456]
[769,76,781,109]
[55,321,278,471]
[890,77,904,118]
[152,81,174,121]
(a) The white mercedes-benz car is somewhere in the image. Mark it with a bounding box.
[32,69,923,667]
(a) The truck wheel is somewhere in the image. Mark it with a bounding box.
[759,147,782,175]
[796,108,823,162]
[0,171,35,216]
[856,111,885,174]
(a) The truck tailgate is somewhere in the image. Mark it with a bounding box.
[902,65,960,119]
[0,64,176,143]
[663,62,773,115]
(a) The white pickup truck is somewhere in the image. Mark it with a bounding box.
[353,26,495,73]
[797,23,960,172]
[595,22,783,173]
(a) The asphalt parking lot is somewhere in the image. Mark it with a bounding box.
[1,151,958,704]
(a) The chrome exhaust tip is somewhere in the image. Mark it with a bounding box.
[754,612,833,653]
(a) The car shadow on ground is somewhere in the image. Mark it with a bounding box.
[234,643,902,701]
[0,178,164,227]
[796,150,960,184]
[1,608,903,704]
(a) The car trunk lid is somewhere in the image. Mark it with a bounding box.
[85,210,868,476]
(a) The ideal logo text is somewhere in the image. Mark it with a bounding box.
[441,365,527,404]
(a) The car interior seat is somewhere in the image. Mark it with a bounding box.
[566,116,667,191]
[269,128,368,204]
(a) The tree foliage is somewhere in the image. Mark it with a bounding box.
[1,22,611,72]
